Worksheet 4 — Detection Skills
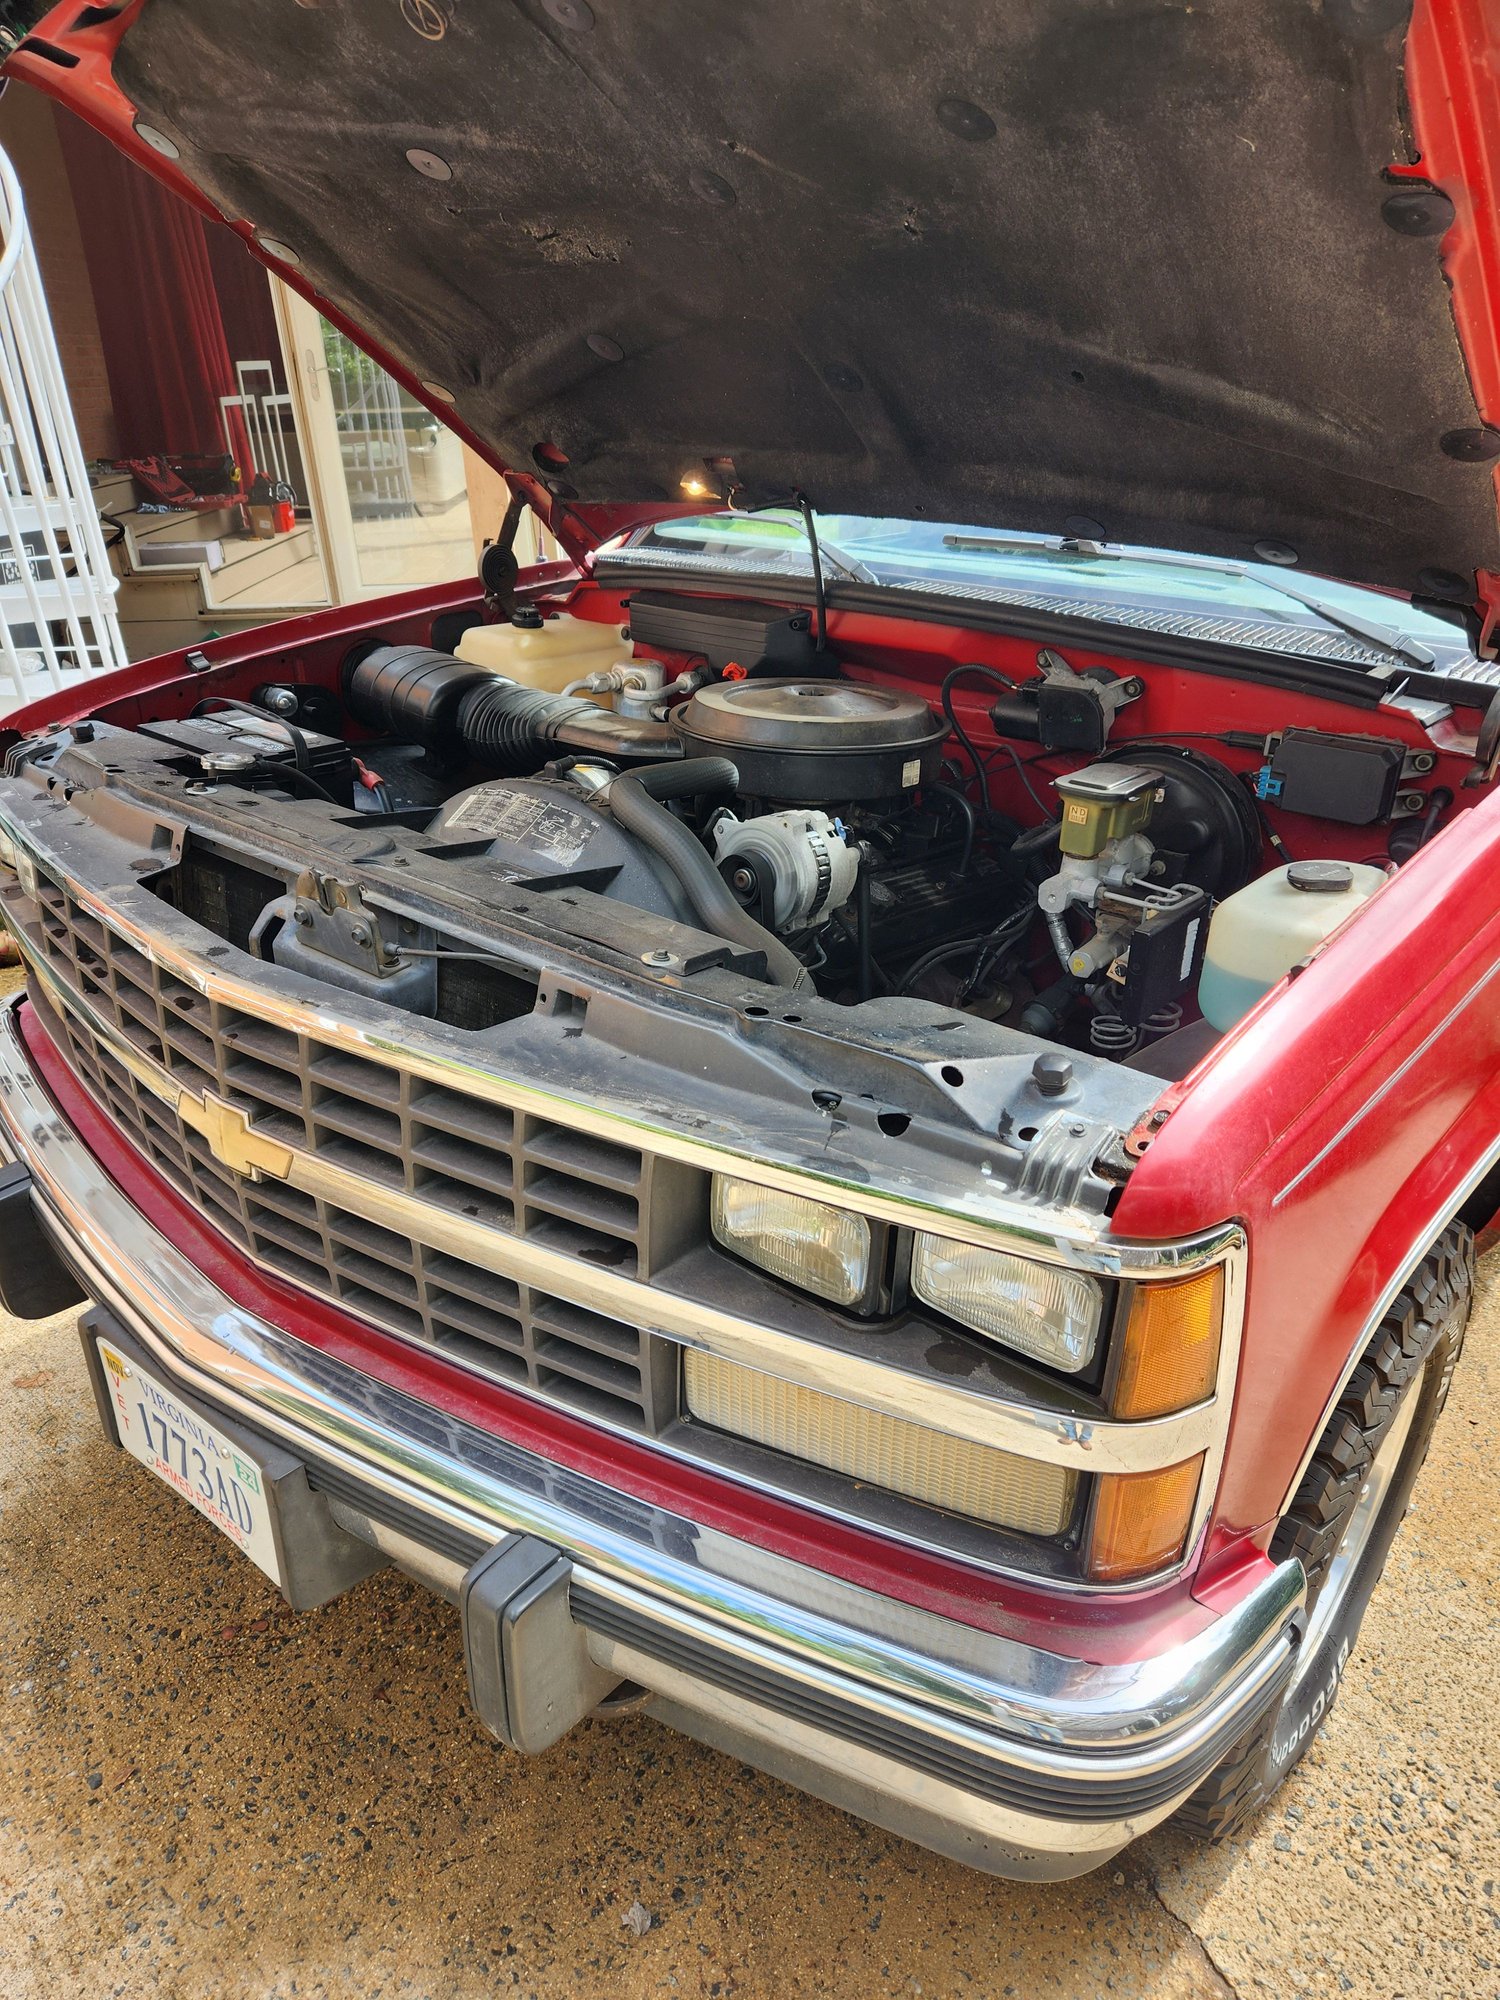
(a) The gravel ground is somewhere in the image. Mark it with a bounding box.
[1,1261,1496,1999]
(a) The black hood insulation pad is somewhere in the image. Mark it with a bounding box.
[113,0,1498,600]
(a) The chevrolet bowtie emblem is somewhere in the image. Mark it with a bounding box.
[177,1090,294,1183]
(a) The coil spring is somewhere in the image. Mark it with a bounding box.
[1141,1002,1184,1041]
[1089,1010,1139,1055]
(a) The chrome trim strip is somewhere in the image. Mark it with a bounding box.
[0,992,1302,1798]
[1276,1132,1500,1515]
[574,1555,1294,1789]
[584,1632,1259,1856]
[1272,957,1500,1206]
[11,922,1243,1484]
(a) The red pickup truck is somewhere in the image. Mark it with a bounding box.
[1,0,1497,1878]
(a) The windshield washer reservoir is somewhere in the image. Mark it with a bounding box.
[1199,860,1385,1031]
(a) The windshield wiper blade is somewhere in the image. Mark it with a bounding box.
[630,511,876,584]
[941,535,1435,668]
[943,531,1109,559]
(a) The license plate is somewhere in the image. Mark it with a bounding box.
[94,1337,284,1588]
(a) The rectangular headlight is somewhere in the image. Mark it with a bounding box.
[711,1175,872,1307]
[685,1349,1077,1536]
[911,1233,1102,1373]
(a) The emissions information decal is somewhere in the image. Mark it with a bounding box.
[445,788,595,866]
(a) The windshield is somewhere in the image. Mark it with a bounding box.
[603,512,1483,676]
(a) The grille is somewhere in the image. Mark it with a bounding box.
[29,876,689,1436]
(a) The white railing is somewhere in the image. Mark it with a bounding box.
[0,144,128,713]
[221,357,298,492]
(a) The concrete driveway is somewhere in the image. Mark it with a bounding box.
[1,1267,1496,1999]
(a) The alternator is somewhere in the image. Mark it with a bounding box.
[713,809,860,932]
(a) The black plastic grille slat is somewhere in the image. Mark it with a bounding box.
[29,880,664,1434]
[410,1081,512,1148]
[411,1127,514,1194]
[429,1286,526,1348]
[414,1174,515,1231]
[309,1047,402,1107]
[527,1122,642,1193]
[313,1094,403,1149]
[226,1054,302,1113]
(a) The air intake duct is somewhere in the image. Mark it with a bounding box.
[342,642,679,770]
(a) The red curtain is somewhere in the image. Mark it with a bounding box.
[204,220,285,390]
[55,108,253,475]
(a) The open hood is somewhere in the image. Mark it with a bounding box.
[11,0,1500,627]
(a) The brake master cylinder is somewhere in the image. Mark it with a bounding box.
[1038,765,1162,978]
[1034,760,1214,1046]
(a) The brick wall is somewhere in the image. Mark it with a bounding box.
[0,90,118,461]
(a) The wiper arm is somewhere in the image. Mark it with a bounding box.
[725,499,877,651]
[941,535,1435,668]
[807,533,877,586]
[732,506,876,585]
[1221,568,1436,667]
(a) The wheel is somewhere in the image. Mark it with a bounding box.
[1176,1222,1473,1841]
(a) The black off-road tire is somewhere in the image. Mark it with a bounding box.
[1175,1222,1473,1842]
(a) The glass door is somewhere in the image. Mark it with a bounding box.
[273,279,485,600]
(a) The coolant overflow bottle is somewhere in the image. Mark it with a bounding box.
[1198,859,1385,1032]
[453,607,623,692]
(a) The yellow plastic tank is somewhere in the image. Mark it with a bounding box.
[454,607,623,692]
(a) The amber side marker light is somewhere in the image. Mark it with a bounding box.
[1085,1268,1225,1582]
[1086,1454,1206,1583]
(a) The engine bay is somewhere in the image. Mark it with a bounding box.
[3,580,1484,1180]
[318,633,1294,1074]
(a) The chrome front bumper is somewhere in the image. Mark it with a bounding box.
[0,997,1304,1879]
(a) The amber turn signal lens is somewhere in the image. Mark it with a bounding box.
[1112,1268,1224,1420]
[1086,1454,1205,1582]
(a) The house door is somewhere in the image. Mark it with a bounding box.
[273,280,487,601]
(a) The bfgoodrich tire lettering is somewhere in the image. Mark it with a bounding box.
[1176,1223,1473,1841]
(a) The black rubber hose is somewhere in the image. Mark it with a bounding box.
[343,643,678,765]
[604,761,813,991]
[854,863,873,1003]
[343,641,491,749]
[1019,972,1082,1038]
[455,678,602,773]
[1012,818,1062,857]
[630,756,740,803]
[928,779,976,876]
